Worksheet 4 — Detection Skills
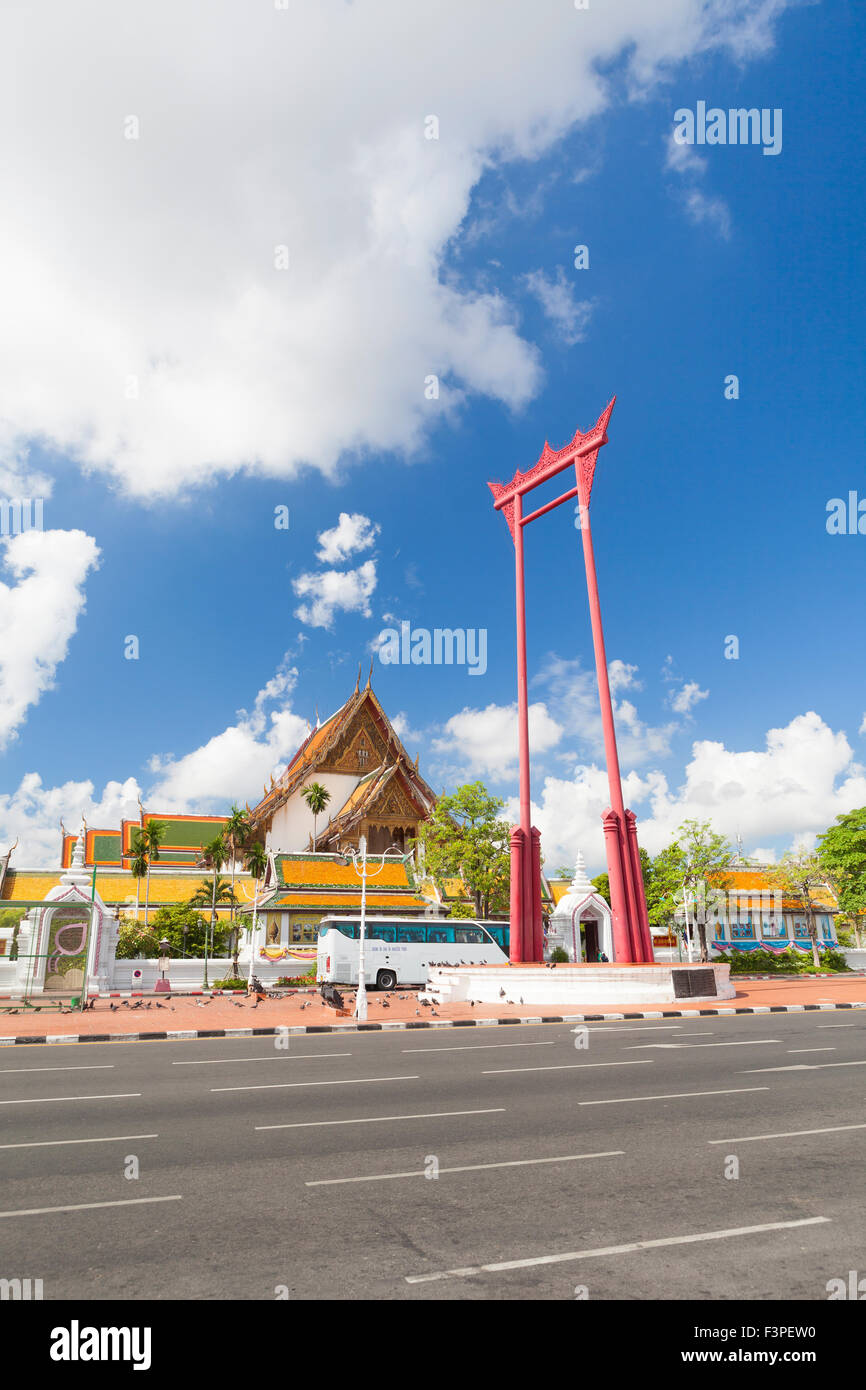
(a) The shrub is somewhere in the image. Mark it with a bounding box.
[549,947,570,963]
[211,977,247,990]
[275,969,316,987]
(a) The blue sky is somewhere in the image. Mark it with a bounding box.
[0,0,863,869]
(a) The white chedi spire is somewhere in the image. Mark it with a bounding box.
[569,849,593,893]
[61,820,91,888]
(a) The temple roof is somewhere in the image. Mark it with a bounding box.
[260,852,431,911]
[248,679,436,835]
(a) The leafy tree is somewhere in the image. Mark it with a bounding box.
[301,782,331,852]
[148,903,224,958]
[198,835,228,987]
[817,808,866,948]
[591,871,610,904]
[413,782,510,918]
[767,849,830,970]
[141,820,168,926]
[115,914,160,959]
[654,820,734,962]
[243,840,268,971]
[223,804,251,919]
[127,830,149,918]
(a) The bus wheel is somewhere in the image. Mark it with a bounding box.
[376,969,397,991]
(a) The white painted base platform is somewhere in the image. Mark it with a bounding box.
[424,962,735,1007]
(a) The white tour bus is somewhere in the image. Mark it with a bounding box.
[316,915,510,990]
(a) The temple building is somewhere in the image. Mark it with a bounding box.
[246,667,437,856]
[0,674,449,953]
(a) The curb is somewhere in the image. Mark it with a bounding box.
[1,999,865,1044]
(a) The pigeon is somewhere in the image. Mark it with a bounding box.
[109,1003,117,1012]
[470,1001,476,1007]
[506,1000,514,1006]
[415,1009,421,1016]
[499,987,506,998]
[120,1000,130,1007]
[155,1002,166,1009]
[519,997,524,1005]
[382,1000,389,1008]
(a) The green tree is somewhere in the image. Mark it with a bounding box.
[413,782,510,918]
[223,804,251,920]
[243,840,268,973]
[115,914,160,959]
[301,782,331,852]
[141,820,168,927]
[148,903,218,958]
[198,836,228,987]
[767,849,830,970]
[817,808,866,948]
[127,830,149,918]
[655,820,734,962]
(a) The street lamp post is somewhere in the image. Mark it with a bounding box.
[339,836,407,1022]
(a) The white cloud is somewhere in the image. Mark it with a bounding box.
[0,530,100,748]
[432,701,563,779]
[859,713,866,736]
[682,189,732,239]
[528,711,866,873]
[0,772,143,868]
[534,654,675,767]
[292,559,377,630]
[669,680,710,715]
[663,131,707,176]
[390,712,424,748]
[147,663,309,812]
[2,660,314,862]
[524,267,594,346]
[316,513,380,565]
[608,659,642,694]
[0,2,788,496]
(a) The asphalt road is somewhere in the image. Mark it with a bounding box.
[1,1011,864,1301]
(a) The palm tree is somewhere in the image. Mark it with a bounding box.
[301,782,331,852]
[141,820,168,927]
[244,841,268,978]
[127,830,148,918]
[198,835,227,988]
[223,804,250,920]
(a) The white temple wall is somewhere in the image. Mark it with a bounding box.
[266,773,359,852]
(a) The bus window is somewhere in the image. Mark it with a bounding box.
[427,928,452,944]
[455,927,484,944]
[367,925,395,942]
[483,926,507,951]
[397,927,426,943]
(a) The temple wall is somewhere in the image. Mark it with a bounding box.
[266,773,359,852]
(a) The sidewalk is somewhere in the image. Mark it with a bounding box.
[1,974,865,1043]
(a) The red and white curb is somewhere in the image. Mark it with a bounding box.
[1,1000,865,1045]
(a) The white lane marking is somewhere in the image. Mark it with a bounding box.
[172,1052,352,1066]
[401,1042,556,1053]
[211,1075,419,1093]
[0,1195,182,1220]
[482,1061,653,1075]
[743,1061,866,1073]
[627,1040,779,1050]
[583,1026,685,1034]
[787,1048,836,1054]
[0,1065,115,1074]
[579,1086,770,1107]
[818,1024,856,1028]
[404,1217,830,1284]
[258,1107,506,1132]
[0,1093,141,1106]
[708,1123,866,1146]
[307,1150,623,1187]
[0,1133,158,1151]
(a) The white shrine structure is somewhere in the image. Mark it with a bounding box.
[547,850,614,962]
[12,823,119,997]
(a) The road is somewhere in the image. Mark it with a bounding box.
[1,1010,864,1301]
